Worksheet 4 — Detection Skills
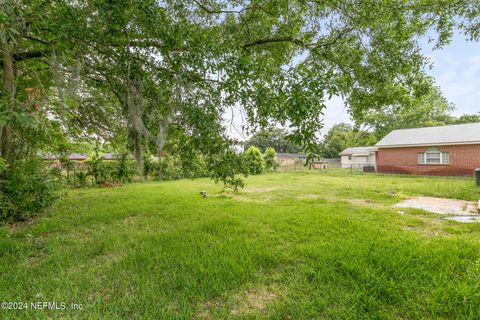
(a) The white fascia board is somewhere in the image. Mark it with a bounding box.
[376,141,480,148]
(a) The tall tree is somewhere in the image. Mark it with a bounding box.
[2,0,477,186]
[244,128,301,153]
[319,123,376,158]
[357,87,454,138]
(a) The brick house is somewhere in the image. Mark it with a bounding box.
[375,122,480,176]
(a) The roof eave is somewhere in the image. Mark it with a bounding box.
[376,141,480,148]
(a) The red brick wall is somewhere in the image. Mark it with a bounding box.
[377,144,480,176]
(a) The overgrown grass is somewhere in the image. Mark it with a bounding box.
[1,170,480,319]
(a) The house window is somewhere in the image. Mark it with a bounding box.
[417,148,450,165]
[442,152,449,164]
[348,156,352,160]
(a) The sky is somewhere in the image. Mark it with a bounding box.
[226,33,480,141]
[319,32,480,135]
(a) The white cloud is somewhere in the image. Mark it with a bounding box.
[425,33,480,116]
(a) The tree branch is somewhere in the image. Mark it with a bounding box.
[128,39,188,52]
[243,37,309,49]
[242,28,353,51]
[22,34,50,45]
[8,50,48,63]
[191,0,244,14]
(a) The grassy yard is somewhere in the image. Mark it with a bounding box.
[1,170,480,319]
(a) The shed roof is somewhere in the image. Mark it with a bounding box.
[375,122,480,148]
[102,153,121,160]
[276,153,307,158]
[339,147,376,156]
[69,153,88,160]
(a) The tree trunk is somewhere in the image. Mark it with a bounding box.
[126,77,146,178]
[0,38,15,164]
[133,131,144,179]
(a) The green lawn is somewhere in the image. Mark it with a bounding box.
[1,170,480,319]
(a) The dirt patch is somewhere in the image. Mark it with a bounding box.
[194,285,282,319]
[296,194,322,200]
[402,225,449,237]
[395,196,478,215]
[122,215,140,224]
[230,194,276,203]
[444,216,480,223]
[346,198,372,206]
[242,187,279,193]
[26,254,45,268]
[6,217,38,234]
[331,198,386,209]
[230,285,282,316]
[99,181,124,188]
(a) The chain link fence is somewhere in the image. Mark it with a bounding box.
[278,159,477,180]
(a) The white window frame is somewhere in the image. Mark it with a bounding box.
[418,150,449,165]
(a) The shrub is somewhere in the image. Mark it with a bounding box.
[85,154,105,184]
[114,153,136,182]
[0,158,6,172]
[156,155,181,180]
[243,146,265,175]
[263,147,279,172]
[74,171,88,187]
[0,157,64,222]
[181,153,208,179]
[143,155,155,178]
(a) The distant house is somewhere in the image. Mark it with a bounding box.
[312,158,341,169]
[41,153,128,162]
[339,147,377,169]
[102,153,122,161]
[69,153,88,161]
[41,153,88,161]
[275,153,307,166]
[375,122,480,176]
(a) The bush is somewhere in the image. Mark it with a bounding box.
[74,171,88,187]
[156,155,181,180]
[114,153,136,182]
[0,157,64,222]
[85,154,105,184]
[143,155,155,178]
[243,146,265,175]
[181,153,208,179]
[263,147,279,172]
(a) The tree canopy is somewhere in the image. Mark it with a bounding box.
[1,0,479,187]
[320,111,480,159]
[319,123,376,159]
[244,128,301,153]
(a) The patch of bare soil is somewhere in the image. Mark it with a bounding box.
[194,285,283,319]
[99,181,124,188]
[230,194,276,203]
[395,196,478,215]
[402,225,450,237]
[346,198,372,206]
[296,194,322,200]
[328,197,385,209]
[242,187,279,193]
[122,215,140,224]
[230,285,282,316]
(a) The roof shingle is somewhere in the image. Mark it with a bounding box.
[376,122,480,147]
[339,147,376,156]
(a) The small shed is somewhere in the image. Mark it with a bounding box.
[102,153,122,161]
[339,147,377,169]
[275,153,307,166]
